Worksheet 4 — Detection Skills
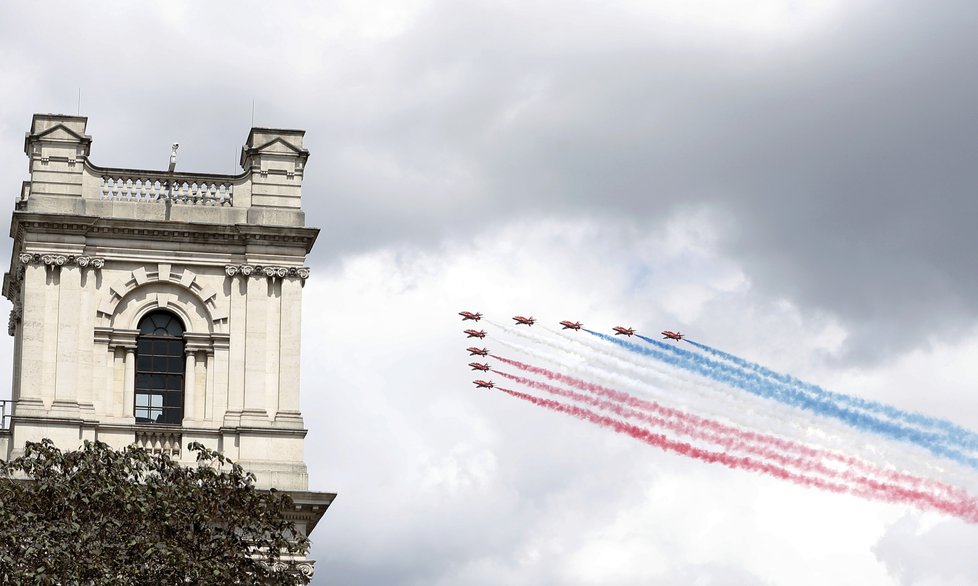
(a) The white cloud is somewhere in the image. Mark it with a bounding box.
[297,211,968,584]
[874,515,978,586]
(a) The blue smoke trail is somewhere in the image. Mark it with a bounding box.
[683,339,978,452]
[584,330,978,469]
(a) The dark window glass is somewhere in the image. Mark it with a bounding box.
[134,311,185,425]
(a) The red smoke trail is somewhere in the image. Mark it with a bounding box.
[494,369,825,475]
[493,368,971,505]
[493,355,970,502]
[495,386,978,523]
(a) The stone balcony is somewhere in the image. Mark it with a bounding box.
[19,114,310,228]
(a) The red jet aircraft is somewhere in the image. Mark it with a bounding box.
[613,326,635,336]
[560,320,583,331]
[459,311,483,321]
[473,380,494,389]
[661,330,684,341]
[464,329,487,339]
[467,347,489,356]
[469,362,490,371]
[513,315,536,326]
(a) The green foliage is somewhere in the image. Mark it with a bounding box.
[0,440,310,585]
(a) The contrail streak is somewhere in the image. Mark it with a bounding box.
[492,357,970,501]
[496,386,978,523]
[590,330,978,469]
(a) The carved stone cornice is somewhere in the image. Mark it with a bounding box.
[19,253,105,269]
[105,329,139,351]
[10,212,320,253]
[184,332,222,354]
[224,265,310,280]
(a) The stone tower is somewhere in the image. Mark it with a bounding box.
[0,114,334,574]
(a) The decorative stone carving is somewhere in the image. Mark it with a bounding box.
[8,306,21,337]
[269,562,314,579]
[42,254,66,266]
[224,264,310,281]
[18,253,105,269]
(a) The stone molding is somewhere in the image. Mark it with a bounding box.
[98,264,228,330]
[19,253,105,269]
[99,328,138,351]
[184,332,219,355]
[10,214,320,253]
[224,265,310,280]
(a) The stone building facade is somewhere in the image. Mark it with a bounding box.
[0,114,334,574]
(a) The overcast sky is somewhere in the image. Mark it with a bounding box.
[3,1,978,584]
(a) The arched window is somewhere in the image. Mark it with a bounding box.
[135,311,185,424]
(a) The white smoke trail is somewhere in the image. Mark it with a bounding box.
[493,360,972,503]
[484,321,978,491]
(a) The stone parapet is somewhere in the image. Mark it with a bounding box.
[21,114,310,228]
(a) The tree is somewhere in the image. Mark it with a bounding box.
[0,440,311,585]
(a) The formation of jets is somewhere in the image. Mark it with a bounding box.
[461,312,494,388]
[461,310,686,390]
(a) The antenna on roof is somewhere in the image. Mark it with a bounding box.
[168,143,179,173]
[76,88,81,116]
[164,142,179,221]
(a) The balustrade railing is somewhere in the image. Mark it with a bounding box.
[98,172,234,206]
[135,429,182,457]
[0,400,9,430]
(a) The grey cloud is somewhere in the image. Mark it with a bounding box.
[310,0,978,362]
[7,0,978,364]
